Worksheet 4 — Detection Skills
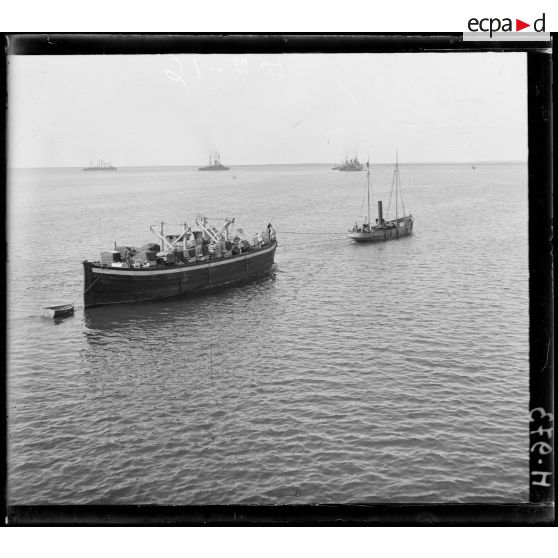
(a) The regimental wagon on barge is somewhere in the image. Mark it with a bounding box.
[83,217,277,308]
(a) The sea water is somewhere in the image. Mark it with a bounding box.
[7,163,528,504]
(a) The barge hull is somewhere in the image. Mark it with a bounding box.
[84,243,276,308]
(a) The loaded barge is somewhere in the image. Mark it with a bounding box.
[84,217,276,308]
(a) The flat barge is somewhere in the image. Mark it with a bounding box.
[84,217,276,308]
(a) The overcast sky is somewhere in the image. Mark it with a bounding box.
[8,52,527,167]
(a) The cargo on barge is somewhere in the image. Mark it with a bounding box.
[84,217,276,307]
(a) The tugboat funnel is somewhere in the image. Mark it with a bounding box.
[377,201,384,225]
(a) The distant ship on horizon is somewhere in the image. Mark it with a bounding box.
[333,154,365,171]
[83,160,117,171]
[199,154,230,171]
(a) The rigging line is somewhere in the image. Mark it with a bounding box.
[278,238,329,245]
[276,231,349,235]
[83,275,101,294]
[399,173,407,216]
[366,154,371,225]
[279,237,348,245]
[370,159,374,218]
[359,180,367,215]
[386,167,396,219]
[395,150,400,220]
[279,241,337,248]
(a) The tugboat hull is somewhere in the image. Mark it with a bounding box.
[84,242,276,308]
[348,220,413,242]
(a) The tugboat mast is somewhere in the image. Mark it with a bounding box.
[366,155,371,226]
[395,149,399,223]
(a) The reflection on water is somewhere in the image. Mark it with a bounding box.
[83,270,277,334]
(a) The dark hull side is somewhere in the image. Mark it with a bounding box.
[84,242,276,308]
[53,308,75,318]
[349,221,414,243]
[43,305,75,318]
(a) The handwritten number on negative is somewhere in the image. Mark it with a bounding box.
[530,441,552,455]
[530,408,554,488]
[165,57,187,88]
[530,407,554,423]
[530,425,554,439]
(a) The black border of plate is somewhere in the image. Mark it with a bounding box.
[1,32,554,526]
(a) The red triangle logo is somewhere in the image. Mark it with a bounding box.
[516,19,530,31]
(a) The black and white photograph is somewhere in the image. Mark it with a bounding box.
[4,33,553,525]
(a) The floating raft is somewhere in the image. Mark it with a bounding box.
[42,303,75,319]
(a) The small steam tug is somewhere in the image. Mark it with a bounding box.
[83,217,276,308]
[348,154,413,242]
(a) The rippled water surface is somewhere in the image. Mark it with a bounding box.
[7,163,528,504]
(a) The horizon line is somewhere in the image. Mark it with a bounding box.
[9,159,528,170]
